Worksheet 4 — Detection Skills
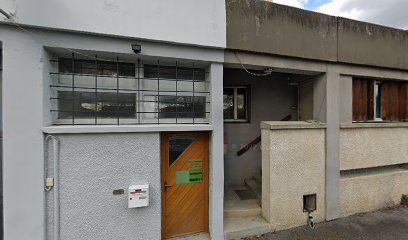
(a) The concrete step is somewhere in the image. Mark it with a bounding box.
[224,187,261,218]
[224,204,261,218]
[224,216,272,240]
[253,174,262,186]
[244,179,262,202]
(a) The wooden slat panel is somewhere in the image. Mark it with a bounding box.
[367,80,374,120]
[353,79,373,121]
[391,82,400,121]
[399,82,408,121]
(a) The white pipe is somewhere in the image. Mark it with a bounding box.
[45,135,60,240]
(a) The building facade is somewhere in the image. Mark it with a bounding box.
[1,1,407,240]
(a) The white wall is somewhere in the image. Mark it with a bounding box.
[46,133,161,240]
[0,0,226,48]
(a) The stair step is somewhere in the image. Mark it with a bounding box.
[224,207,262,218]
[253,174,262,186]
[224,216,272,240]
[224,187,261,218]
[245,179,262,201]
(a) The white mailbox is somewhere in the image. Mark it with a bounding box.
[128,184,149,208]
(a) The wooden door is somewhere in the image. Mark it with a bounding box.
[298,80,314,121]
[161,132,209,239]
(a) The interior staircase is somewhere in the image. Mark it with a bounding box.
[224,172,269,239]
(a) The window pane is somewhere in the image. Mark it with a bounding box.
[223,88,234,119]
[158,96,206,119]
[375,83,382,119]
[169,135,197,166]
[57,91,136,119]
[59,58,135,77]
[144,64,205,81]
[237,88,247,120]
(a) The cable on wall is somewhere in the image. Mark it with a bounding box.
[233,51,273,77]
[2,13,119,62]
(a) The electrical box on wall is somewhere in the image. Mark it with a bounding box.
[128,184,149,208]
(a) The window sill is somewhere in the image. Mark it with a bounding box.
[43,124,213,134]
[341,122,408,129]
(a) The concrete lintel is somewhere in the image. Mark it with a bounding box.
[338,65,408,82]
[0,24,225,64]
[224,50,327,74]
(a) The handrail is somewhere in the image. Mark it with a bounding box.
[236,114,292,156]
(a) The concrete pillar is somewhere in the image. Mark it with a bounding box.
[209,63,224,239]
[325,65,341,220]
[1,27,45,240]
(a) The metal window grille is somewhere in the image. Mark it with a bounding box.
[50,54,210,125]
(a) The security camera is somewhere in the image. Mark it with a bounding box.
[131,44,141,54]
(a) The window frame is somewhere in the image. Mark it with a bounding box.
[139,63,210,124]
[223,86,250,123]
[52,57,210,125]
[374,81,382,121]
[53,58,139,125]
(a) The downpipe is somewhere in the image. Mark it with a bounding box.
[44,135,60,240]
[307,210,314,229]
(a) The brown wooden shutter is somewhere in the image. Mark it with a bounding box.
[399,82,408,121]
[381,82,407,121]
[353,79,374,121]
[382,81,408,121]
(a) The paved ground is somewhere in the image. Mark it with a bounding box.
[244,206,408,240]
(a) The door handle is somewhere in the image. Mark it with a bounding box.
[164,182,173,192]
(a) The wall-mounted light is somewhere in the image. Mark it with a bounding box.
[131,44,141,54]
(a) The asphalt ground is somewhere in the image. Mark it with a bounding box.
[244,206,408,240]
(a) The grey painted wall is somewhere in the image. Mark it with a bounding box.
[337,18,408,71]
[224,69,298,186]
[226,0,338,62]
[46,133,161,240]
[226,0,408,71]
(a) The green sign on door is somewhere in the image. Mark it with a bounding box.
[176,159,203,184]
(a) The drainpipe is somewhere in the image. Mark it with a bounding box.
[44,135,60,240]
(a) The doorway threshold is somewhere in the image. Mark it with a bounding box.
[166,232,210,240]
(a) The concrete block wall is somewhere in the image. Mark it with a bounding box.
[339,126,408,217]
[340,169,408,217]
[340,127,408,170]
[261,123,326,231]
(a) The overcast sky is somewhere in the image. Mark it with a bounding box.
[273,0,408,29]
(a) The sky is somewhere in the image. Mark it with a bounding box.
[273,0,408,30]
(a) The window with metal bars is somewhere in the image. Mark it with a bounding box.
[50,54,210,125]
